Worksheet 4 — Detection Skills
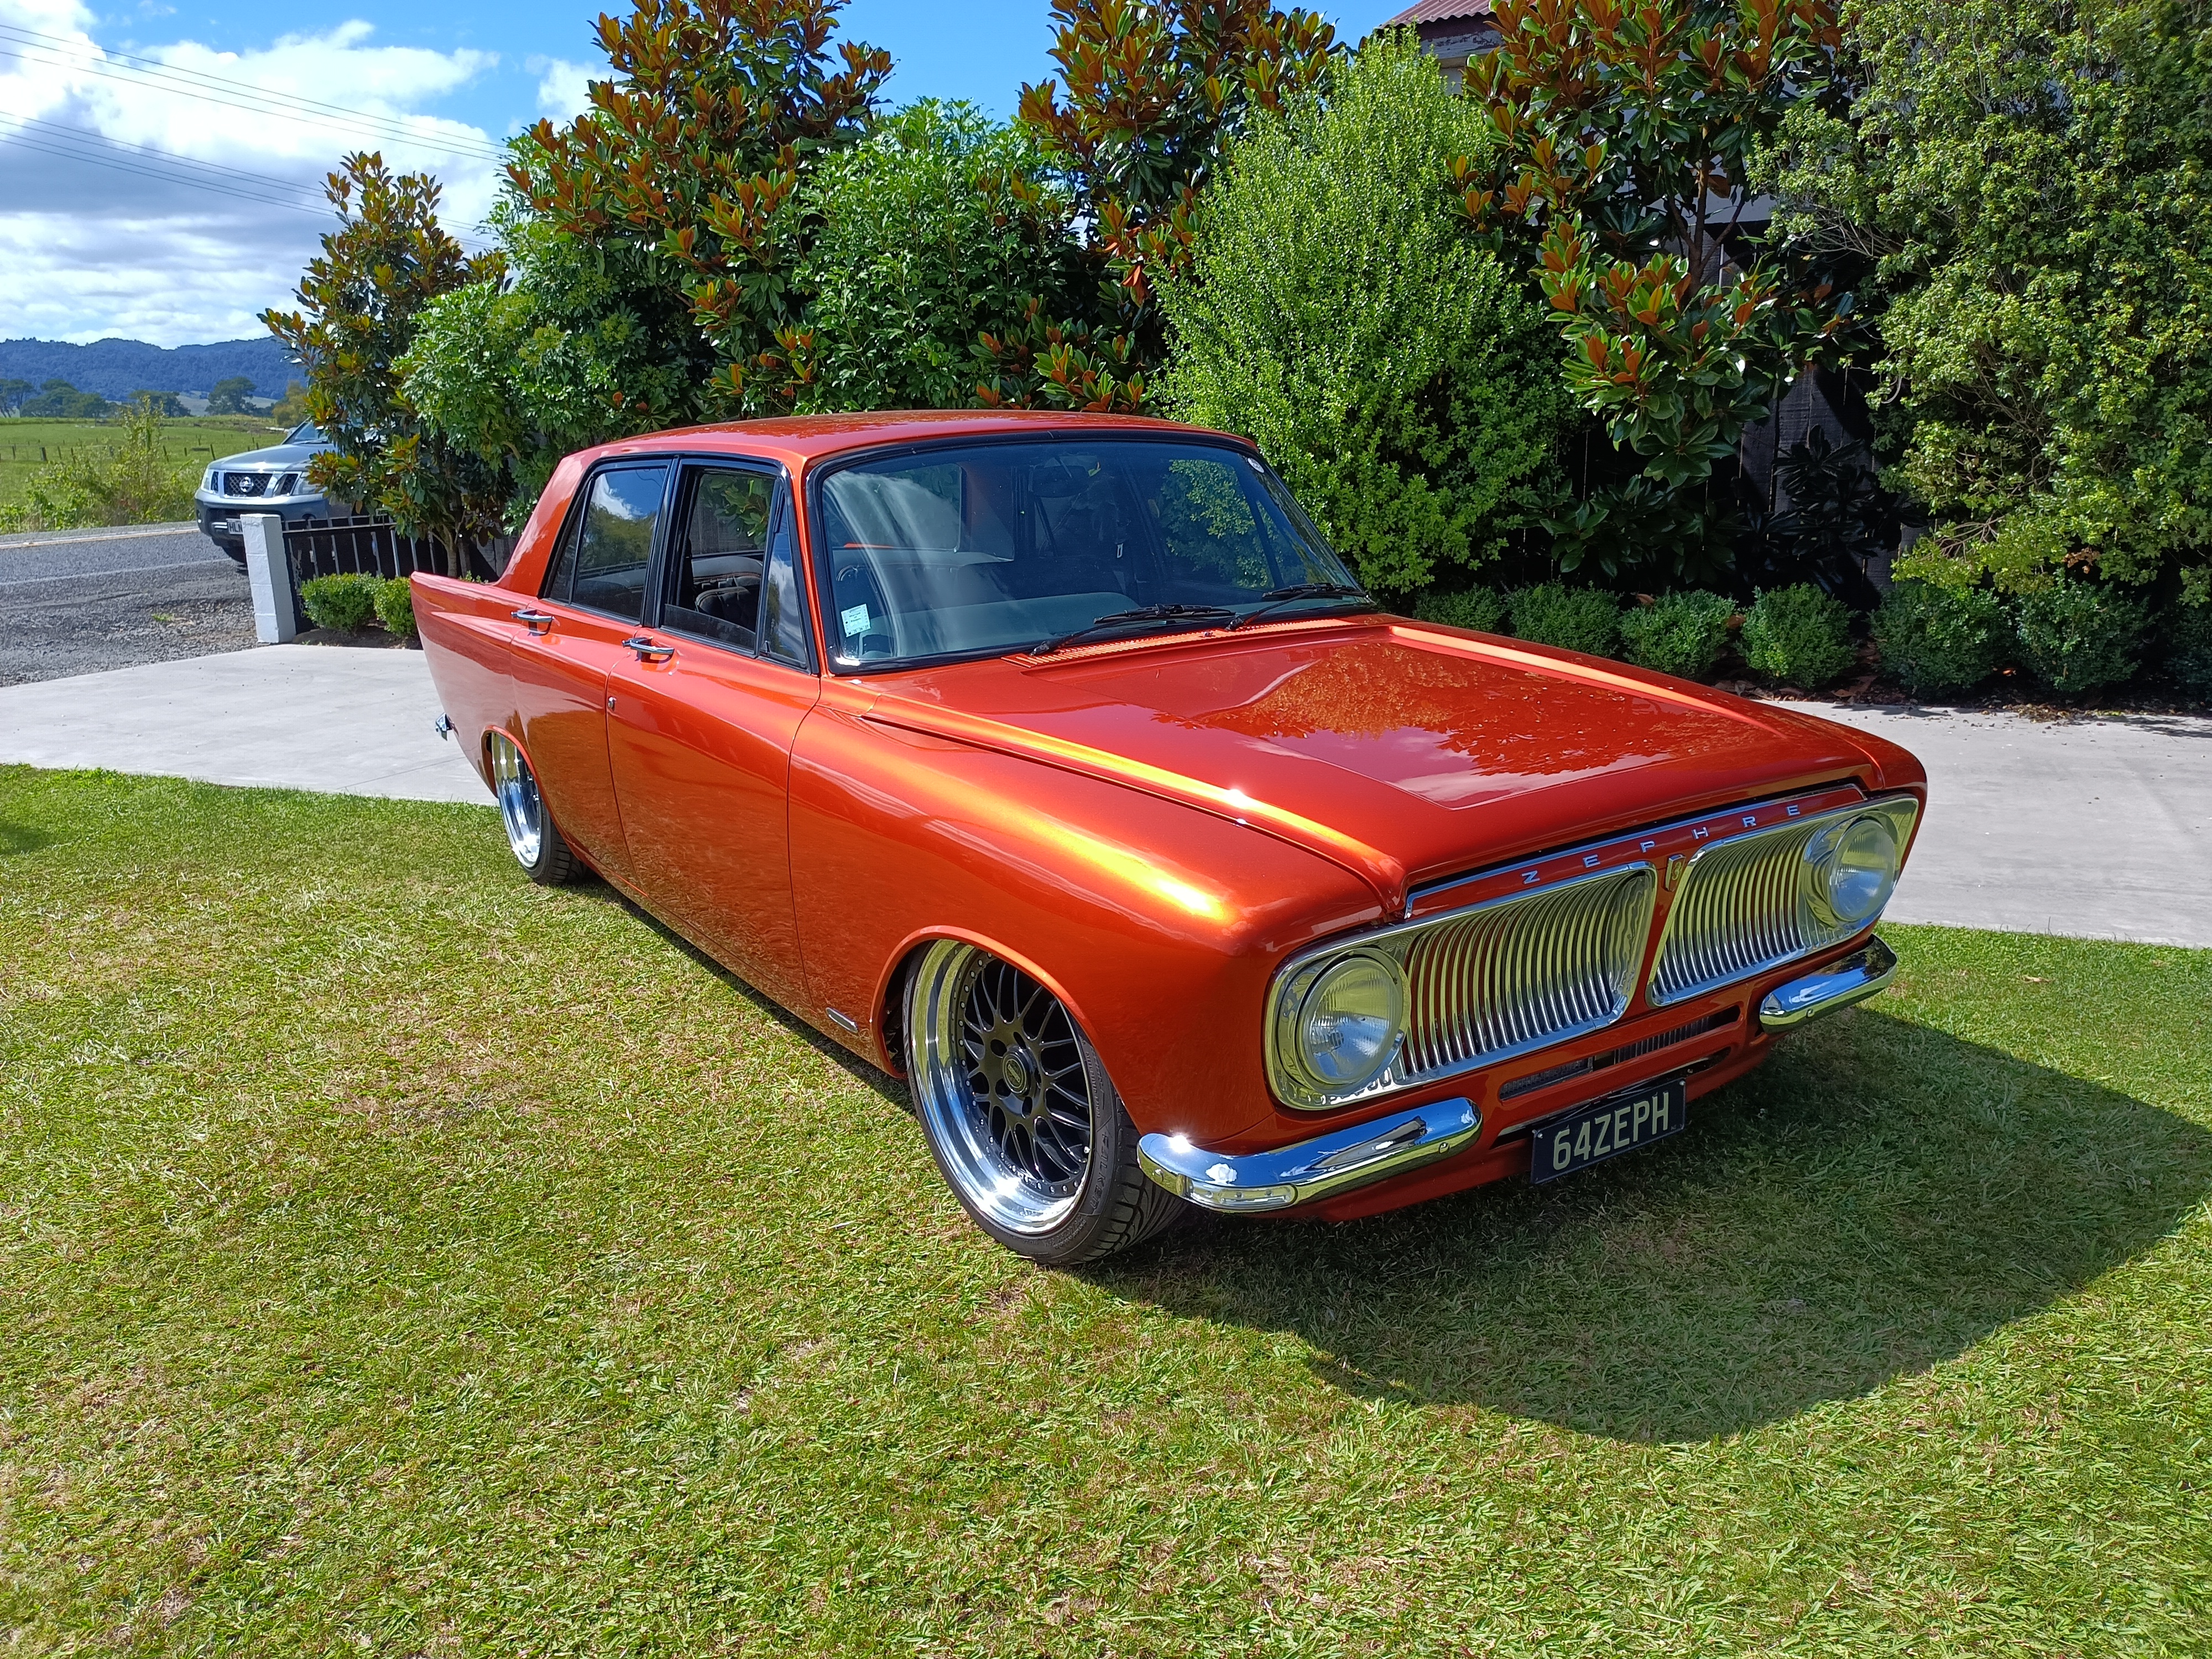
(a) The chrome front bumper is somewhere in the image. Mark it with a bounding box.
[1143,935,1896,1215]
[1138,1098,1482,1214]
[1757,935,1898,1030]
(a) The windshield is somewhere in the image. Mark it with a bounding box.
[286,422,325,445]
[810,437,1366,670]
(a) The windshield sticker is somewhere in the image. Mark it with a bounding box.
[841,603,872,637]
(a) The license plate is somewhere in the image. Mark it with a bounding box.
[1528,1074,1688,1184]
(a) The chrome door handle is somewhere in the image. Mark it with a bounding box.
[623,635,675,662]
[511,608,556,634]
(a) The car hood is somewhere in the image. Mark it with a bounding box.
[215,440,327,468]
[860,617,1917,914]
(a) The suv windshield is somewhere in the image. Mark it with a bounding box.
[286,422,325,445]
[811,437,1368,670]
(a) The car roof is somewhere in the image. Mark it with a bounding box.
[580,408,1249,469]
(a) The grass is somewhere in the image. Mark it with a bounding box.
[1,765,2207,1655]
[0,417,284,508]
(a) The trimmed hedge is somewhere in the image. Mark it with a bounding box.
[1412,588,1510,634]
[1510,585,1621,657]
[1741,585,1855,687]
[374,577,418,641]
[2012,582,2150,696]
[1871,581,2010,693]
[1618,589,1734,680]
[2162,604,2212,701]
[300,573,381,634]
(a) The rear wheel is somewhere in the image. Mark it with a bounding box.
[487,732,580,885]
[906,940,1183,1265]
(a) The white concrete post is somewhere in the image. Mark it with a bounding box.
[241,513,296,643]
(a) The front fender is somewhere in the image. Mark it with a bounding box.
[787,695,1378,1145]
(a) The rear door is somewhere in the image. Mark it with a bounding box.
[508,462,669,885]
[603,461,820,1008]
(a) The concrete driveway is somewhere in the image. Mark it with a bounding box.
[0,645,2206,947]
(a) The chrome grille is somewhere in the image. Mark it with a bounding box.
[1266,864,1657,1111]
[1648,796,1918,1005]
[220,471,268,497]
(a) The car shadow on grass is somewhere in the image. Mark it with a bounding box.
[0,817,56,855]
[1094,1008,2212,1443]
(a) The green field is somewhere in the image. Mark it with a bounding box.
[0,416,288,509]
[2,766,2206,1654]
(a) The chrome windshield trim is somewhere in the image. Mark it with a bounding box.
[1138,1098,1482,1213]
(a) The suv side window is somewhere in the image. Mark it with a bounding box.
[545,465,665,622]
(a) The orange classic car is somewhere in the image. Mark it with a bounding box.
[413,411,1926,1264]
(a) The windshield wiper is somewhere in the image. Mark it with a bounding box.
[1032,603,1238,655]
[1224,582,1375,630]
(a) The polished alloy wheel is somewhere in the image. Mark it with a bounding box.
[487,732,544,868]
[909,941,1097,1234]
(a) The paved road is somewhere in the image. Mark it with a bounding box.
[0,521,254,686]
[1,647,2207,946]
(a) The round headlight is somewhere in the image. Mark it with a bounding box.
[1815,814,1900,926]
[1292,951,1406,1093]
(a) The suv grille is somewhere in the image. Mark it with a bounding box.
[220,472,268,497]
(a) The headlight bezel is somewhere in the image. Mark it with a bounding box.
[1802,811,1902,931]
[1270,947,1408,1103]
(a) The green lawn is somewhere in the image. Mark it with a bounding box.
[2,766,2207,1655]
[0,417,285,505]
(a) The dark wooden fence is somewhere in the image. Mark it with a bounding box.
[281,515,512,586]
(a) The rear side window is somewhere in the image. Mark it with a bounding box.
[544,466,666,622]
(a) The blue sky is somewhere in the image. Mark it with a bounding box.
[0,0,1407,350]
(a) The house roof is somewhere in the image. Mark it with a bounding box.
[1384,0,1495,25]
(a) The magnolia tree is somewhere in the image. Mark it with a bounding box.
[263,153,509,561]
[989,0,1338,412]
[1452,0,1857,577]
[518,0,891,415]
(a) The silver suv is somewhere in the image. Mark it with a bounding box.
[195,422,336,566]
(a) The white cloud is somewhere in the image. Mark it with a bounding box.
[0,0,506,345]
[528,55,596,123]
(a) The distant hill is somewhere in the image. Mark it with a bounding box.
[0,336,296,399]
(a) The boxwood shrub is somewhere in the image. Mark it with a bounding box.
[2162,604,2212,701]
[2012,581,2150,696]
[1741,585,1856,687]
[1509,584,1621,658]
[299,573,381,634]
[373,577,419,641]
[1870,580,2010,693]
[1412,588,1510,634]
[1617,589,1734,680]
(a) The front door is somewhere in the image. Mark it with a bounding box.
[606,462,820,1007]
[508,462,668,886]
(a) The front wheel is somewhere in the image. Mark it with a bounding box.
[906,940,1184,1265]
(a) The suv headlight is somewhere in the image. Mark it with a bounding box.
[1274,950,1406,1098]
[1806,813,1900,928]
[201,466,217,490]
[269,473,296,495]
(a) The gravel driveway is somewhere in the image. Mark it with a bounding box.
[0,522,254,685]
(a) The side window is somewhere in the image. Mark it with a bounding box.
[561,465,665,623]
[759,488,813,668]
[661,466,773,652]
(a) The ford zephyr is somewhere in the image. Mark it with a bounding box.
[413,411,1925,1264]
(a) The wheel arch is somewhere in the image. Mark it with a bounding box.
[871,926,1100,1082]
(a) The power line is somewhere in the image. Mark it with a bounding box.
[0,27,514,166]
[0,121,502,251]
[5,112,330,202]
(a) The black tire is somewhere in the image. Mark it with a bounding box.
[487,732,582,885]
[906,940,1186,1265]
